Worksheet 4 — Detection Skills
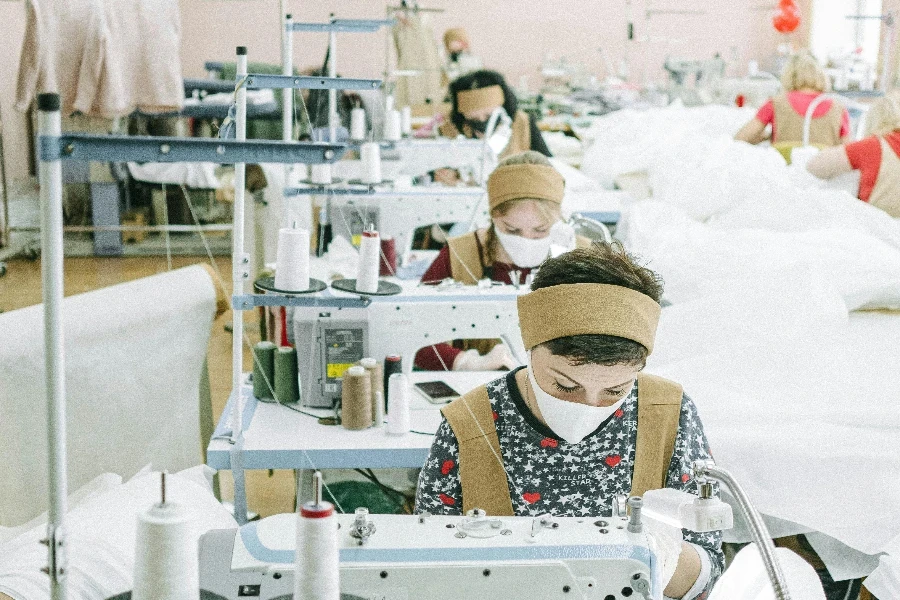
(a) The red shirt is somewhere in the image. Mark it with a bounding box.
[844,131,900,202]
[415,245,533,370]
[755,91,851,142]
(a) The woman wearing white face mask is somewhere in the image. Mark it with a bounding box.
[415,152,589,371]
[415,243,723,599]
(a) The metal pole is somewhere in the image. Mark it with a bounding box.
[880,13,896,93]
[37,92,68,600]
[229,47,251,525]
[232,48,248,442]
[283,14,294,143]
[328,22,338,143]
[696,462,791,600]
[283,13,295,229]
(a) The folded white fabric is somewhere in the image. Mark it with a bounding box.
[709,544,825,600]
[863,555,900,599]
[0,466,236,600]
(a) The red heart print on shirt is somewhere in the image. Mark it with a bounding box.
[492,410,498,421]
[605,455,621,468]
[682,473,691,483]
[540,438,558,448]
[441,460,455,475]
[522,492,541,504]
[439,493,456,506]
[614,408,624,418]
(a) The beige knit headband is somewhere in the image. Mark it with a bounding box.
[517,283,661,353]
[457,85,505,114]
[486,163,565,211]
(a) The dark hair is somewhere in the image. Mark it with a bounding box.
[448,70,518,134]
[531,242,664,367]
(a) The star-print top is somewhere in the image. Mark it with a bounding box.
[415,368,724,600]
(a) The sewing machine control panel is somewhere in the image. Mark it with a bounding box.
[227,511,657,600]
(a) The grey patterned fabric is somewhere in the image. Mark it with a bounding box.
[415,368,724,597]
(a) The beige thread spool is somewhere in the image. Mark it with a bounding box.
[359,357,383,426]
[341,366,372,430]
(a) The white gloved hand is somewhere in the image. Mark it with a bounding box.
[644,515,685,590]
[452,345,517,371]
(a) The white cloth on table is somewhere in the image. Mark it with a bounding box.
[0,265,216,526]
[126,162,220,188]
[0,466,236,600]
[864,555,900,599]
[709,544,825,600]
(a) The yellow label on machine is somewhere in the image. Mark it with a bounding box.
[327,363,355,379]
[351,234,362,247]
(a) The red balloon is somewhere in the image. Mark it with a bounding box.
[773,3,801,33]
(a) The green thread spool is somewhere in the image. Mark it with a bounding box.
[252,342,277,400]
[274,346,300,404]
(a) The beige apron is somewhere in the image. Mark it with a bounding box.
[771,94,843,163]
[440,373,684,516]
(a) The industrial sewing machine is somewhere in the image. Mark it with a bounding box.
[292,281,526,408]
[328,187,488,257]
[199,508,662,600]
[663,57,727,106]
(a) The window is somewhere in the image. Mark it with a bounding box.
[811,0,883,66]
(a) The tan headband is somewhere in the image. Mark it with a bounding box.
[457,85,505,114]
[517,283,661,353]
[487,163,565,211]
[444,28,470,49]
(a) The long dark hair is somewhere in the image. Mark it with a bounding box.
[448,70,518,133]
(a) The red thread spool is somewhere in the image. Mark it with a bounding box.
[379,236,397,276]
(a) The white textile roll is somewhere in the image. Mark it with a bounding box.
[360,142,382,184]
[400,106,412,136]
[133,502,199,600]
[275,228,310,292]
[294,502,340,600]
[386,373,410,435]
[384,110,402,141]
[310,163,332,185]
[356,230,381,293]
[350,108,367,141]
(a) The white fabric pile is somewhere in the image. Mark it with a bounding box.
[580,102,756,187]
[0,265,217,527]
[0,467,236,600]
[625,136,900,312]
[584,104,900,593]
[579,103,900,590]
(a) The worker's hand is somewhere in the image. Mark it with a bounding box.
[452,345,517,371]
[432,168,461,186]
[663,542,702,598]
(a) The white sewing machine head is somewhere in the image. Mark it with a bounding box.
[200,510,661,600]
[328,187,489,258]
[292,280,527,408]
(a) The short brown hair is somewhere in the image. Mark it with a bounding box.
[530,242,663,366]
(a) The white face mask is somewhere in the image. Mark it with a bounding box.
[526,357,629,445]
[495,228,553,268]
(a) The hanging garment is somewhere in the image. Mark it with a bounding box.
[16,0,183,118]
[392,13,445,108]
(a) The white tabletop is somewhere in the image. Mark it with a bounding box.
[207,370,502,470]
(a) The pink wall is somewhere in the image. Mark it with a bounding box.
[180,0,814,83]
[5,0,898,186]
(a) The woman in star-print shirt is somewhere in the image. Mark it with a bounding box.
[415,243,723,600]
